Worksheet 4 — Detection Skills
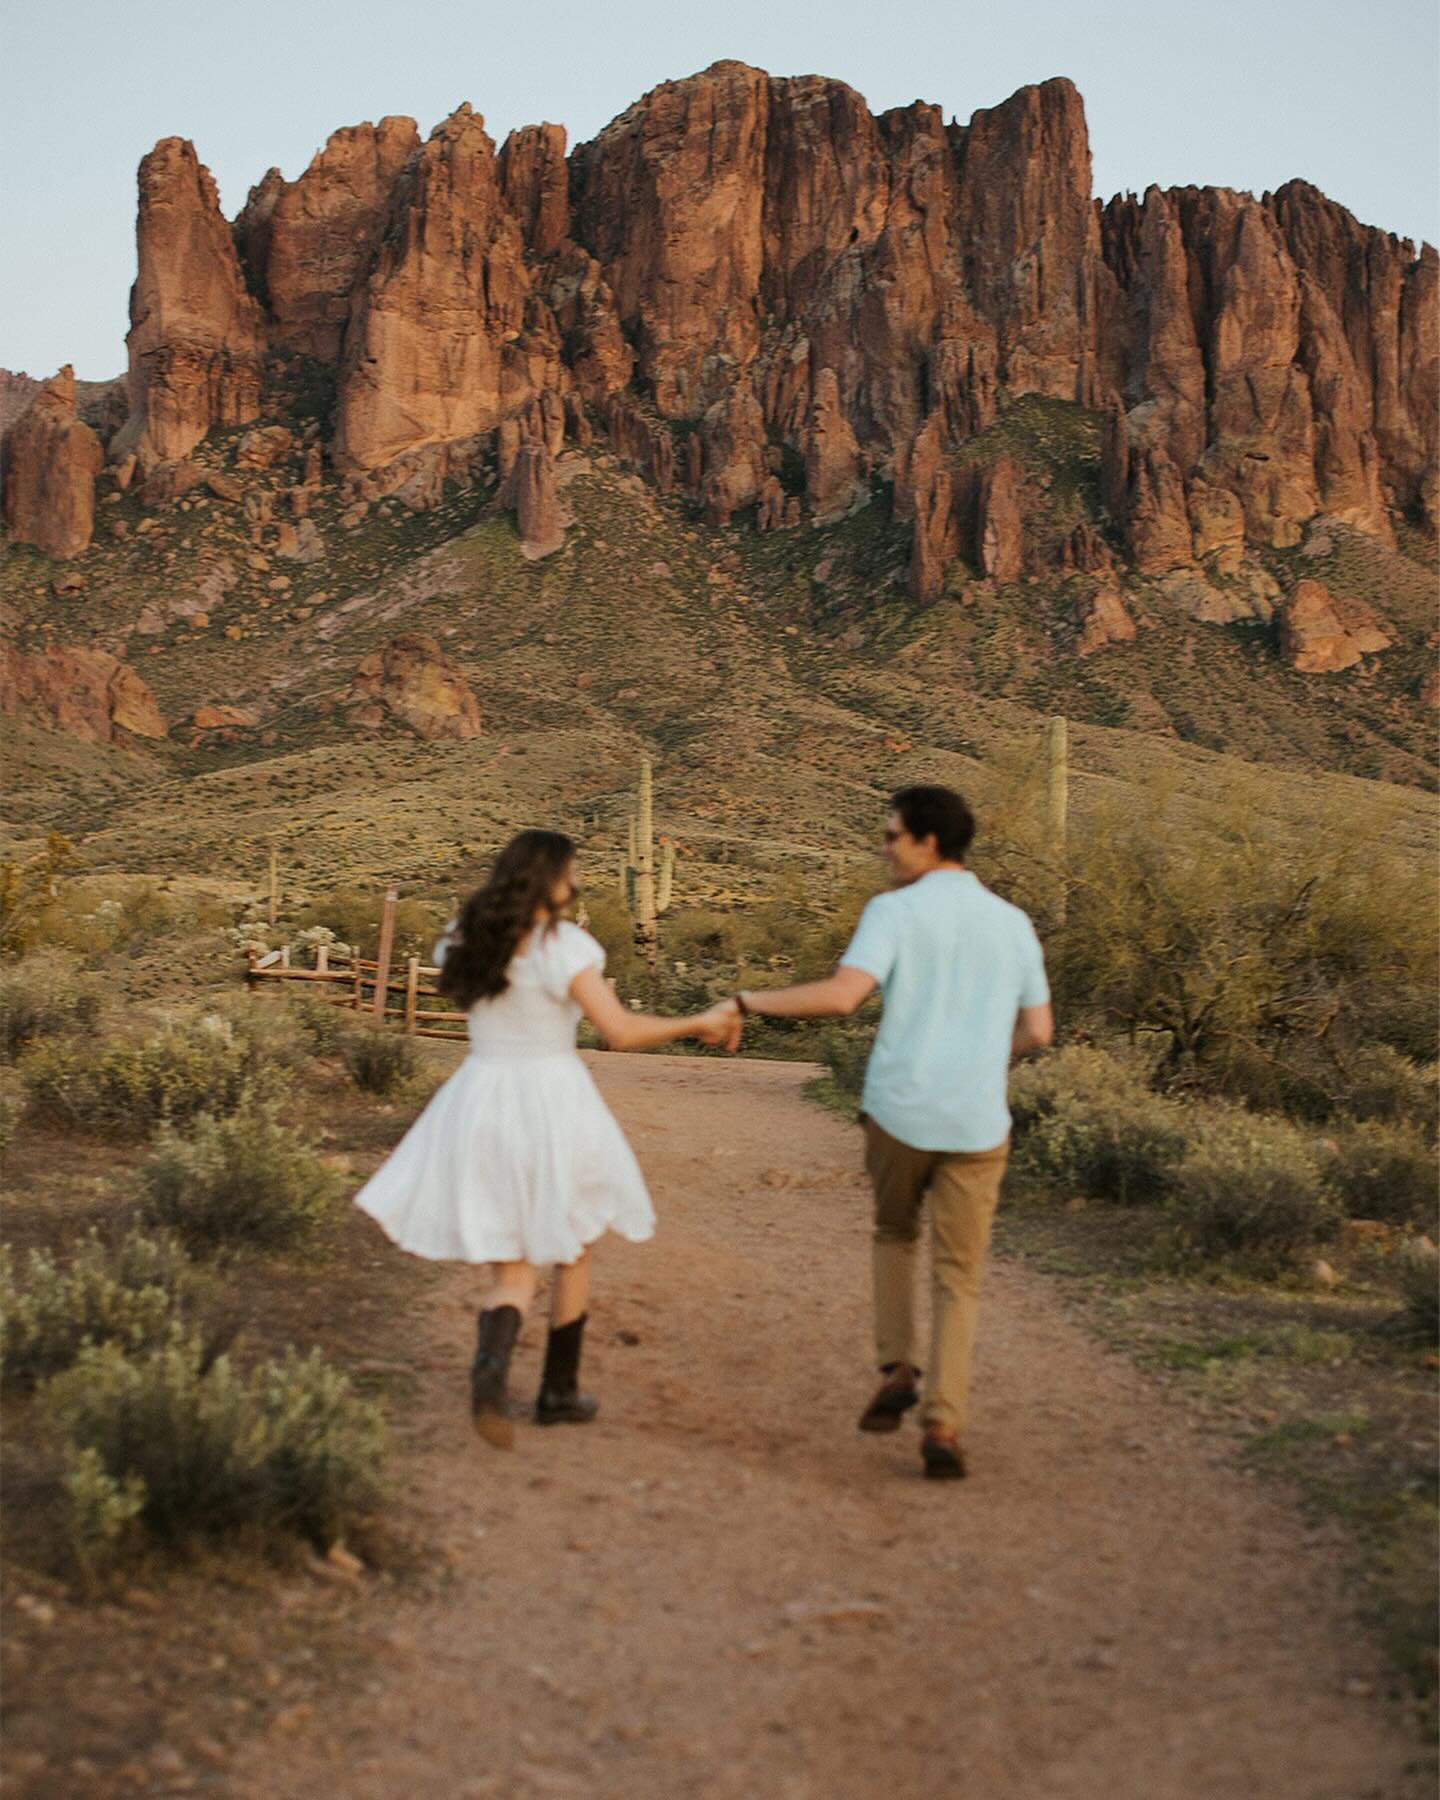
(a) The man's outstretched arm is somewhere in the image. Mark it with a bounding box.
[738,965,878,1020]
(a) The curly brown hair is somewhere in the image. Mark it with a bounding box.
[437,829,577,1009]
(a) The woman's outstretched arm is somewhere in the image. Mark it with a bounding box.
[571,969,740,1052]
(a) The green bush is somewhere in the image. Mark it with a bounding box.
[1324,1120,1437,1232]
[1008,1045,1192,1204]
[20,1015,271,1136]
[202,992,316,1077]
[819,1022,874,1099]
[0,1226,201,1389]
[1394,1240,1439,1343]
[1168,1112,1340,1271]
[140,1102,339,1253]
[1341,1046,1438,1139]
[286,994,353,1057]
[40,1335,385,1554]
[340,1024,415,1096]
[0,950,102,1061]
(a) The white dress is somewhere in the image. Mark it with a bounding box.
[353,921,655,1265]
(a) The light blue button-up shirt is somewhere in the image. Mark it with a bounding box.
[841,869,1050,1152]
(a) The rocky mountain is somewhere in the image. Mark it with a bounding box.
[0,61,1435,801]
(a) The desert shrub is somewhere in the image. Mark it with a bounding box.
[819,1021,875,1098]
[1038,780,1437,1109]
[140,1102,339,1253]
[39,1335,385,1554]
[1167,1111,1340,1271]
[0,1226,199,1389]
[60,1444,148,1573]
[1393,1240,1439,1342]
[1341,1045,1438,1139]
[0,833,79,958]
[202,992,315,1077]
[294,887,445,962]
[339,1023,415,1096]
[661,906,740,965]
[0,950,102,1061]
[1009,1046,1193,1204]
[581,891,643,990]
[286,993,353,1057]
[21,1015,277,1136]
[1324,1120,1437,1232]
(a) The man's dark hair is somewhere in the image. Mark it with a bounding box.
[891,785,975,861]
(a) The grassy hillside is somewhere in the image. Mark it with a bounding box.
[1,390,1435,918]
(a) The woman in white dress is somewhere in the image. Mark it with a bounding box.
[354,828,739,1447]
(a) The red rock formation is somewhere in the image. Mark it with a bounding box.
[0,645,165,741]
[0,368,104,558]
[1279,578,1391,672]
[1074,586,1137,655]
[15,62,1433,610]
[571,61,769,419]
[344,634,482,738]
[953,78,1103,402]
[119,139,266,466]
[972,457,1025,582]
[334,107,535,471]
[502,441,565,557]
[805,368,865,522]
[237,118,420,361]
[498,123,570,259]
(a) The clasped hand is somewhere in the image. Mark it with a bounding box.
[693,996,744,1052]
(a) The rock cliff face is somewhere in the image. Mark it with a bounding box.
[117,138,267,468]
[3,62,1434,612]
[236,117,420,361]
[0,368,104,558]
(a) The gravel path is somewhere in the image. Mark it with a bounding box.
[232,1053,1419,1800]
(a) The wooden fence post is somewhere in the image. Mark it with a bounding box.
[316,944,329,975]
[404,956,420,1034]
[267,843,279,929]
[372,887,398,1021]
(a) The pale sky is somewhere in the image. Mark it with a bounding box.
[2,0,1436,380]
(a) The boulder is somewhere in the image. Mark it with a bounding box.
[0,368,104,557]
[191,704,260,729]
[343,634,482,739]
[1074,586,1137,656]
[236,425,294,471]
[1279,578,1392,672]
[141,459,207,506]
[0,645,165,741]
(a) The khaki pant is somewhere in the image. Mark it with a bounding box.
[863,1116,1009,1434]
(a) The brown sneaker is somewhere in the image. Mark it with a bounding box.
[858,1363,920,1433]
[921,1425,967,1480]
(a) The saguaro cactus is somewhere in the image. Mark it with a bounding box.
[1047,715,1068,923]
[633,755,658,959]
[657,838,675,915]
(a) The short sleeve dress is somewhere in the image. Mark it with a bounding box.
[353,921,655,1265]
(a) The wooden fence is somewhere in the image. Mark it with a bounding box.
[245,888,468,1041]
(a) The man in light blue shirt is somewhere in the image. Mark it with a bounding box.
[736,786,1053,1480]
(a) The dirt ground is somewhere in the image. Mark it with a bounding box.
[216,1050,1425,1800]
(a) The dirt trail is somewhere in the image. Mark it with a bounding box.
[233,1054,1418,1800]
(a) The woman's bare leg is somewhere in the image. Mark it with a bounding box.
[550,1250,590,1327]
[487,1260,540,1315]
